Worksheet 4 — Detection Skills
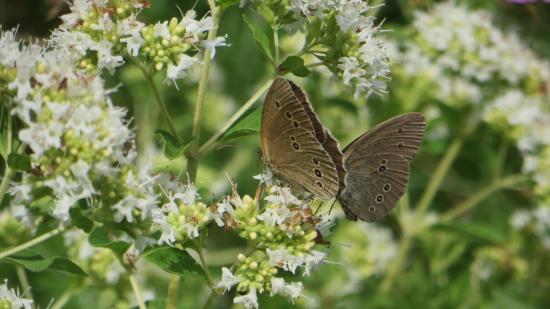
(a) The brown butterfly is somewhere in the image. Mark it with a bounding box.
[260,77,425,222]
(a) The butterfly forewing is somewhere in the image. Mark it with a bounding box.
[287,80,346,194]
[268,127,340,198]
[260,77,345,198]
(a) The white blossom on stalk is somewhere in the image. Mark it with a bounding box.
[216,267,241,292]
[264,185,303,206]
[233,288,258,309]
[270,277,303,301]
[0,280,33,309]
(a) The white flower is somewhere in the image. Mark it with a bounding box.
[93,40,124,74]
[70,160,95,197]
[266,248,303,274]
[8,183,32,202]
[256,206,292,226]
[253,170,273,185]
[19,122,63,157]
[180,11,214,40]
[201,36,229,59]
[152,209,177,245]
[59,0,94,28]
[113,196,139,223]
[166,54,199,82]
[153,21,171,39]
[302,250,326,276]
[0,280,33,309]
[177,183,199,205]
[216,267,241,292]
[335,1,372,33]
[120,32,144,56]
[264,186,302,206]
[233,288,258,309]
[270,277,303,300]
[510,210,532,230]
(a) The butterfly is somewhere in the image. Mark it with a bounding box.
[260,77,425,222]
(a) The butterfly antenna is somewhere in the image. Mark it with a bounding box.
[312,200,324,216]
[327,199,337,216]
[330,241,352,249]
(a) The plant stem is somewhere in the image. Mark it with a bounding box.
[202,291,218,309]
[0,226,65,260]
[0,114,14,203]
[16,265,35,308]
[51,288,76,309]
[197,79,273,158]
[379,235,412,294]
[441,174,526,223]
[493,138,508,181]
[272,24,280,69]
[0,168,14,203]
[167,275,180,309]
[195,238,215,289]
[129,274,147,309]
[186,3,220,182]
[131,55,181,144]
[305,62,324,68]
[415,136,464,216]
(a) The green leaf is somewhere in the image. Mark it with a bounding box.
[242,14,273,61]
[6,250,86,276]
[278,56,311,77]
[220,107,262,142]
[49,258,87,276]
[29,195,55,212]
[88,226,131,256]
[257,4,276,25]
[7,153,32,172]
[69,207,94,233]
[217,0,240,10]
[154,129,190,160]
[144,246,204,278]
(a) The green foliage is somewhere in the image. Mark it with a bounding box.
[220,106,262,141]
[155,129,191,159]
[242,14,274,61]
[279,56,311,77]
[143,246,205,278]
[5,249,86,276]
[7,153,31,172]
[88,227,131,258]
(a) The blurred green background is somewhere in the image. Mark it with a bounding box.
[1,0,550,308]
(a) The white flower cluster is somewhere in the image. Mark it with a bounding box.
[333,222,398,279]
[400,1,550,106]
[52,0,146,73]
[212,175,328,308]
[396,2,550,221]
[0,280,33,309]
[0,27,160,225]
[242,0,390,98]
[51,0,226,81]
[152,178,216,245]
[510,207,550,251]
